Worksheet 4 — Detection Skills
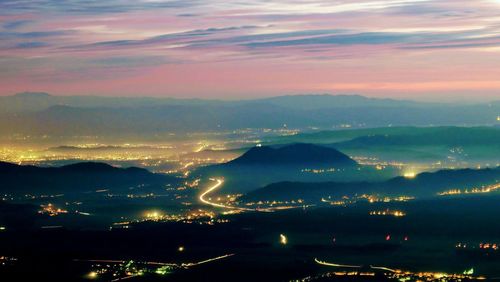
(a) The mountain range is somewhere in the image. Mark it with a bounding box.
[241,167,500,202]
[0,92,498,137]
[0,92,431,113]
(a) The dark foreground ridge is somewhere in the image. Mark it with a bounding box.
[0,161,175,194]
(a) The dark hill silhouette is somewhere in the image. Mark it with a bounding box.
[228,143,357,166]
[241,167,500,202]
[0,161,176,194]
[196,144,361,193]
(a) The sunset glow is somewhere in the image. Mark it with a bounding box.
[1,0,500,100]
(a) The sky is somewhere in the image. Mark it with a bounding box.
[1,0,500,101]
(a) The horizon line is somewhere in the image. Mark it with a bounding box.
[2,91,499,104]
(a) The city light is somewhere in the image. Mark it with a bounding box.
[403,171,416,179]
[438,183,500,196]
[280,234,288,245]
[86,271,98,279]
[144,210,163,220]
[369,209,406,217]
[312,258,486,281]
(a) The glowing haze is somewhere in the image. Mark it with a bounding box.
[1,0,500,100]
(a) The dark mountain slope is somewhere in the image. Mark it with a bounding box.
[196,144,366,193]
[0,161,176,194]
[241,167,500,202]
[228,143,357,166]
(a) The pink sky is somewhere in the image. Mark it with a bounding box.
[1,0,500,101]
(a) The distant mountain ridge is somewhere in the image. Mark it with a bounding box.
[335,127,500,147]
[268,126,500,144]
[0,92,429,113]
[258,94,434,109]
[0,92,499,136]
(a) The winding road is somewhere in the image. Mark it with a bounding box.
[199,178,232,209]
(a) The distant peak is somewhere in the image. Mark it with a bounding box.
[229,143,357,166]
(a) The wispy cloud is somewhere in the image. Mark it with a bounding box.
[1,0,500,98]
[15,41,48,48]
[2,20,32,30]
[0,0,202,14]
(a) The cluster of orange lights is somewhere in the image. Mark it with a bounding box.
[479,243,499,250]
[38,203,68,216]
[366,195,415,203]
[456,242,499,250]
[369,209,406,217]
[438,183,500,196]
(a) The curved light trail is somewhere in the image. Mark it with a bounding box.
[194,144,208,153]
[181,254,235,267]
[199,178,232,209]
[199,178,286,212]
[314,258,398,273]
[314,258,361,268]
[75,254,234,269]
[370,265,397,272]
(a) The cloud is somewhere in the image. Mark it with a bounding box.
[89,55,175,67]
[15,41,48,48]
[2,0,500,97]
[244,32,416,47]
[0,0,202,15]
[0,54,175,82]
[2,20,33,30]
[64,25,267,50]
[0,30,70,40]
[402,38,500,50]
[242,29,500,51]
